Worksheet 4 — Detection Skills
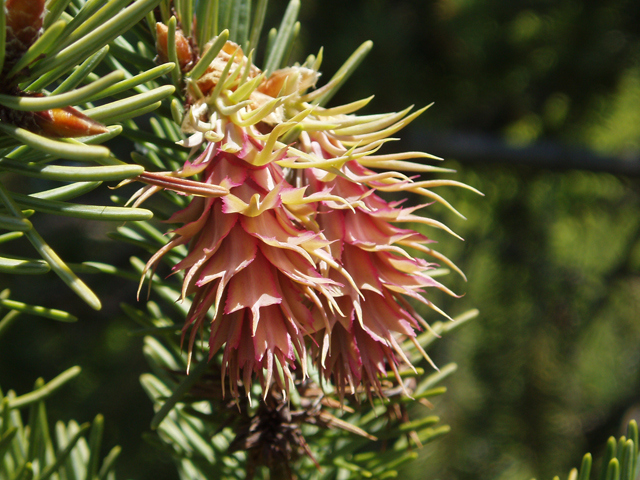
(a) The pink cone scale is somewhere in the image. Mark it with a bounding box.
[137,26,481,401]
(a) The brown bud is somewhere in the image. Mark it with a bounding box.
[33,107,109,138]
[156,22,193,71]
[195,41,250,96]
[5,0,46,55]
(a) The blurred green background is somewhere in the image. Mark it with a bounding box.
[2,0,640,479]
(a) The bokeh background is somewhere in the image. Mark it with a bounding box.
[2,0,640,478]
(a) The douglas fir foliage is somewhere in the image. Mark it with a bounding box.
[0,0,479,476]
[1,1,635,480]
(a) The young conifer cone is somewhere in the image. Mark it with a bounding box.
[139,15,480,400]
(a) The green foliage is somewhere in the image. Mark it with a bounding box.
[0,0,172,311]
[547,420,639,480]
[0,368,120,480]
[1,1,638,480]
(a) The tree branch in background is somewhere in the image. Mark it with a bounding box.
[410,130,640,176]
